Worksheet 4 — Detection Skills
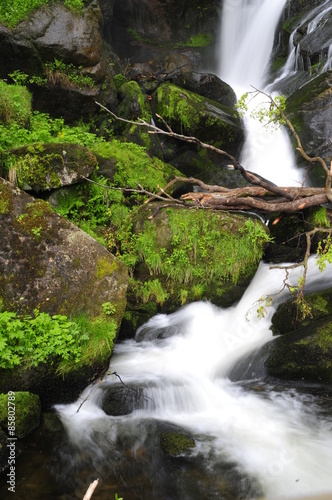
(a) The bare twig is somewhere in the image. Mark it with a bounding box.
[83,479,99,500]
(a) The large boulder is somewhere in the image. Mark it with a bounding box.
[0,177,127,320]
[0,1,118,122]
[8,142,98,191]
[119,203,270,336]
[0,2,107,80]
[0,178,128,408]
[264,289,332,384]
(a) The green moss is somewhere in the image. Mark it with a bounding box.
[119,207,270,307]
[15,150,62,191]
[298,323,332,353]
[95,256,117,279]
[270,57,288,73]
[160,431,195,456]
[91,140,180,192]
[119,81,151,120]
[13,199,54,241]
[0,392,41,438]
[0,182,12,214]
[307,207,330,228]
[154,83,242,145]
[178,33,213,48]
[0,81,31,127]
[0,0,85,28]
[156,84,201,132]
[114,74,128,91]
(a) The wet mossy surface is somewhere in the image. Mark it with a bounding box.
[0,392,41,439]
[265,289,332,384]
[160,431,195,456]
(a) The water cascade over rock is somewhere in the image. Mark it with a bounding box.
[48,2,332,499]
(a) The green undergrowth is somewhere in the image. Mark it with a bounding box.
[0,0,86,28]
[0,309,117,375]
[117,208,271,306]
[0,80,31,127]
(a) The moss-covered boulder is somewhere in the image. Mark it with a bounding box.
[0,2,118,123]
[8,142,98,191]
[264,289,332,384]
[0,178,127,319]
[0,392,41,439]
[153,82,243,149]
[90,139,183,192]
[150,82,244,182]
[119,203,270,335]
[0,178,128,407]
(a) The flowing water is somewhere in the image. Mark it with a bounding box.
[218,0,305,187]
[53,259,332,499]
[5,2,332,499]
[52,1,332,499]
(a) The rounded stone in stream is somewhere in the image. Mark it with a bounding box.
[101,386,146,416]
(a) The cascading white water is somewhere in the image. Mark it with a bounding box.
[55,3,332,498]
[218,0,305,187]
[271,0,332,86]
[57,259,332,499]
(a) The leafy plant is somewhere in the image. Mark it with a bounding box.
[140,279,169,306]
[102,302,116,316]
[46,58,95,90]
[0,310,88,369]
[236,91,287,129]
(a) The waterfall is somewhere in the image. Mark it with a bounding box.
[218,0,305,187]
[54,3,332,499]
[56,260,332,499]
[270,0,332,86]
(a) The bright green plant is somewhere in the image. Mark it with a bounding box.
[102,302,116,316]
[0,309,118,374]
[0,0,85,28]
[0,310,88,369]
[0,80,31,127]
[140,279,169,306]
[236,91,287,129]
[46,58,95,89]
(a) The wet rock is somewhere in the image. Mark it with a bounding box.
[101,0,220,68]
[286,71,332,185]
[0,1,118,123]
[0,178,128,408]
[171,71,237,109]
[264,288,332,384]
[102,386,146,416]
[160,430,195,457]
[0,392,41,439]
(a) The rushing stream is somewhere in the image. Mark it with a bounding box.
[54,259,332,500]
[52,2,332,499]
[5,1,332,499]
